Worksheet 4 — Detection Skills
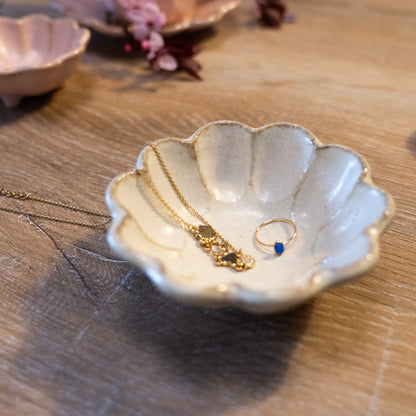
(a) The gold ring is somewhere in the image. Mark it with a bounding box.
[255,219,297,255]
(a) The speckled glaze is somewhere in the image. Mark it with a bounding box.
[0,14,90,107]
[106,121,395,313]
[52,0,240,36]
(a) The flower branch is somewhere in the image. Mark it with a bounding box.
[118,0,202,79]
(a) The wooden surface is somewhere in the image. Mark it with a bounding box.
[1,1,415,415]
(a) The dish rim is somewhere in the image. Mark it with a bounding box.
[51,0,241,37]
[106,120,395,312]
[0,14,90,76]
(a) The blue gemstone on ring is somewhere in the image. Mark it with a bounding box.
[274,242,285,255]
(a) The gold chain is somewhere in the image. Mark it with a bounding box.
[139,143,255,272]
[0,187,111,228]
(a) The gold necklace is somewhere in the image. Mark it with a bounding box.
[0,188,111,228]
[139,143,255,272]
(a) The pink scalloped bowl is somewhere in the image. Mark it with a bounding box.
[0,14,90,107]
[52,0,240,37]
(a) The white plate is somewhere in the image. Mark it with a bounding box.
[106,121,394,313]
[52,0,240,37]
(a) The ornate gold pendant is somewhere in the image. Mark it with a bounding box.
[189,225,255,272]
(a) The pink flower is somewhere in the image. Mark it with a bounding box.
[131,18,149,41]
[149,39,202,78]
[120,0,168,67]
[117,0,166,37]
[141,31,165,59]
[117,0,201,78]
[118,0,166,52]
[153,53,178,72]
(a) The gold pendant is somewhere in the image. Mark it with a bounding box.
[189,225,255,272]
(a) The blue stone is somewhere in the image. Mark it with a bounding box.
[274,242,285,255]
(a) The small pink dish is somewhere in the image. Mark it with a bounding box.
[0,14,90,108]
[52,0,240,37]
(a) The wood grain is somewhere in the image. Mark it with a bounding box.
[1,1,415,415]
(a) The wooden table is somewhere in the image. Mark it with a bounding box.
[1,1,415,415]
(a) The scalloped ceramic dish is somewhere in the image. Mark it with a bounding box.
[106,121,394,313]
[52,0,240,37]
[0,14,90,107]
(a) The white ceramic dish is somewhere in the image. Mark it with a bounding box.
[52,0,240,37]
[106,121,394,313]
[0,14,90,108]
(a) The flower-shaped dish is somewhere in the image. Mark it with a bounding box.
[0,14,90,107]
[106,121,394,313]
[52,0,240,37]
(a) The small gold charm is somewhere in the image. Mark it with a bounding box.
[215,249,255,272]
[187,224,255,272]
[198,225,216,239]
[221,252,237,264]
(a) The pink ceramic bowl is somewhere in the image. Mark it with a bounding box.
[111,0,196,24]
[53,0,240,37]
[151,0,196,24]
[0,14,90,108]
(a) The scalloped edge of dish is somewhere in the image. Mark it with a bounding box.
[52,0,240,37]
[106,121,395,313]
[162,0,240,36]
[0,14,90,76]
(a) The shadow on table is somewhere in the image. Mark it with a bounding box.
[0,65,97,126]
[86,26,217,60]
[407,131,416,158]
[7,226,311,416]
[0,91,55,126]
[83,32,200,93]
[82,12,240,90]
